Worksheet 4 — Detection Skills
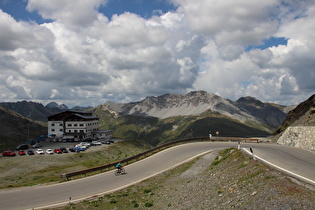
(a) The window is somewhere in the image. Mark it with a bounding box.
[51,123,55,126]
[59,129,63,132]
[68,124,72,127]
[51,129,55,132]
[74,124,77,127]
[60,123,63,126]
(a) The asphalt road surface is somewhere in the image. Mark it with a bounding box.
[0,142,315,210]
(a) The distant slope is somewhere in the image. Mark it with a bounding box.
[0,107,47,151]
[274,94,315,135]
[0,101,58,122]
[235,96,287,128]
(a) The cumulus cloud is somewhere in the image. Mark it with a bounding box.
[0,10,54,51]
[0,0,314,107]
[26,0,107,27]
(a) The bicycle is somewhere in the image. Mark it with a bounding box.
[114,167,125,176]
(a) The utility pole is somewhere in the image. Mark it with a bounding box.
[28,123,30,141]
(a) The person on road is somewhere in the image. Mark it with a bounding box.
[116,162,122,172]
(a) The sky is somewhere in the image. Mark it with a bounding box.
[0,0,314,108]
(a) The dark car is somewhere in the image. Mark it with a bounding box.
[69,147,85,152]
[2,151,16,157]
[60,147,68,153]
[27,150,35,155]
[18,150,26,155]
[101,140,111,144]
[16,144,28,150]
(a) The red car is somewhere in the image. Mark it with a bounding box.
[18,150,26,155]
[53,148,62,154]
[2,151,16,157]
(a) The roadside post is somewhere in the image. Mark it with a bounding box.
[250,148,256,160]
[238,141,241,150]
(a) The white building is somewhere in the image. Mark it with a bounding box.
[47,110,100,140]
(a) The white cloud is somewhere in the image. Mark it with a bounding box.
[0,0,314,108]
[0,10,54,51]
[26,0,107,27]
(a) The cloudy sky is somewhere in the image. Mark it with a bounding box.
[0,0,314,108]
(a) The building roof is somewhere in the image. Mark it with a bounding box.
[48,110,98,121]
[65,113,98,120]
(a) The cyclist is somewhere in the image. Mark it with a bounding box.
[116,162,122,172]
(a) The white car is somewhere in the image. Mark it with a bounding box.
[46,149,54,154]
[79,142,90,147]
[92,141,102,146]
[36,149,44,155]
[75,144,87,149]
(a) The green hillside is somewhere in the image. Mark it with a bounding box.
[0,107,47,151]
[92,107,271,146]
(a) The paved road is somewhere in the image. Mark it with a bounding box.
[0,142,315,210]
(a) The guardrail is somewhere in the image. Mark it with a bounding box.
[60,136,258,180]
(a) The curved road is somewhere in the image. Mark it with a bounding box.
[1,142,315,210]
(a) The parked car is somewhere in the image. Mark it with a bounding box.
[18,150,26,155]
[2,151,16,157]
[60,147,68,153]
[16,144,28,150]
[46,149,54,154]
[69,147,85,152]
[101,140,111,144]
[36,149,44,155]
[75,144,87,149]
[53,148,62,154]
[91,141,102,146]
[79,142,90,147]
[27,150,35,155]
[32,143,42,148]
[69,147,76,152]
[108,139,115,143]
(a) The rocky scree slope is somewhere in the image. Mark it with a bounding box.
[274,94,315,150]
[274,94,315,135]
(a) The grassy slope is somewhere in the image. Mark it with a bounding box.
[0,107,47,151]
[0,140,149,189]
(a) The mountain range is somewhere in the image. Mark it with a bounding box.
[103,91,286,127]
[0,91,297,147]
[91,91,289,145]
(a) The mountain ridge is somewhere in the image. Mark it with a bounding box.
[103,91,286,129]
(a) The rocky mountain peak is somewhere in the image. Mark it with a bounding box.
[236,96,264,108]
[45,102,69,110]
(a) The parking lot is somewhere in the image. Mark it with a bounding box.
[2,139,118,157]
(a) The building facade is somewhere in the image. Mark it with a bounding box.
[47,111,99,140]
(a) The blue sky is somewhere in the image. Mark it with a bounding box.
[1,0,176,22]
[0,0,314,107]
